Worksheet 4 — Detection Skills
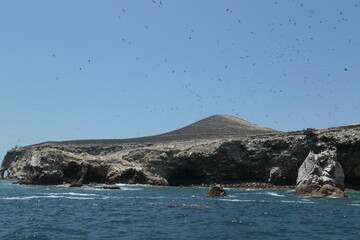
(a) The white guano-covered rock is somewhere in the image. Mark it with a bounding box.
[295,149,347,198]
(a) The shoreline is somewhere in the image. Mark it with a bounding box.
[189,182,296,189]
[2,179,359,191]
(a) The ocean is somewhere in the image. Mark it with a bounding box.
[1,180,359,240]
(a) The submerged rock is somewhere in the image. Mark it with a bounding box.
[206,185,227,197]
[295,149,347,198]
[146,203,219,209]
[95,186,121,190]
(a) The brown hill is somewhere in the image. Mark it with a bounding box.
[156,114,278,140]
[39,114,279,145]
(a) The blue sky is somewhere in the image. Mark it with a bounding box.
[1,0,360,161]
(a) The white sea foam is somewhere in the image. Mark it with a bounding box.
[218,198,255,202]
[1,192,98,200]
[243,188,256,191]
[1,196,38,200]
[301,198,313,202]
[46,192,98,196]
[264,192,285,197]
[121,187,143,191]
[115,183,149,187]
[55,184,70,188]
[253,191,285,197]
[1,195,62,200]
[349,204,360,207]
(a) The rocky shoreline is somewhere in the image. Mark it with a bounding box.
[1,115,360,191]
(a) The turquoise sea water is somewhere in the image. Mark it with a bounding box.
[1,180,360,240]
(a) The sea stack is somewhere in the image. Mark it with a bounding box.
[295,149,347,198]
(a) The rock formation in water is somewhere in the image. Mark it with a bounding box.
[206,185,227,197]
[295,149,347,198]
[1,114,360,189]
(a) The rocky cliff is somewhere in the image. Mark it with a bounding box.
[1,115,360,188]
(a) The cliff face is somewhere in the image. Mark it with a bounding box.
[1,116,360,188]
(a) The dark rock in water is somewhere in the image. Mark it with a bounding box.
[95,186,121,190]
[295,149,347,198]
[206,185,227,197]
[69,182,83,187]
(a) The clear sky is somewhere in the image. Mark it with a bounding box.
[1,0,360,161]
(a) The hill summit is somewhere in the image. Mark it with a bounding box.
[156,114,278,140]
[37,114,279,145]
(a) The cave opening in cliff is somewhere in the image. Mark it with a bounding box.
[62,161,82,182]
[83,165,109,184]
[167,168,205,186]
[116,168,147,184]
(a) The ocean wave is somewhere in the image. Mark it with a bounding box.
[43,192,98,196]
[218,198,255,202]
[115,183,150,187]
[1,193,98,200]
[266,192,285,197]
[349,204,360,207]
[280,200,315,204]
[254,192,285,197]
[300,198,313,202]
[55,184,71,188]
[121,187,143,191]
[1,196,44,200]
[1,195,62,200]
[64,197,95,200]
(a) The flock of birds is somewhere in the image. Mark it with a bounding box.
[49,0,358,130]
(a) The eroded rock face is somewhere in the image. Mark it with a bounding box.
[1,123,360,187]
[14,149,64,185]
[295,149,347,198]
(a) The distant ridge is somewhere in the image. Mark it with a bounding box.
[39,114,279,145]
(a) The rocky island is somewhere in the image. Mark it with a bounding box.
[1,115,360,193]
